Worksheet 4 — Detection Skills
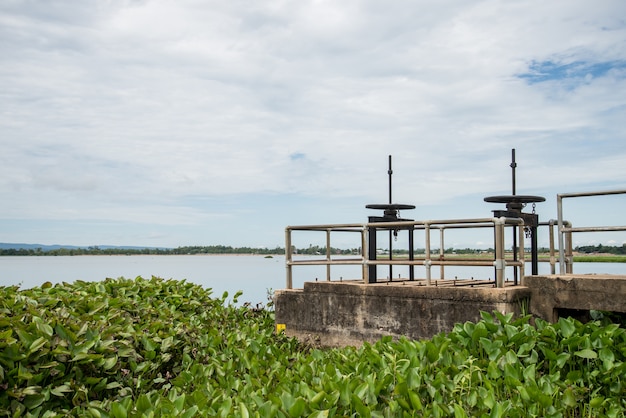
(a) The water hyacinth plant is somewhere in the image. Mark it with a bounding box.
[1,277,625,417]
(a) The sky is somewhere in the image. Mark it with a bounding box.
[1,0,626,250]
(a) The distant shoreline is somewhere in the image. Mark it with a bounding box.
[0,253,284,257]
[2,253,626,263]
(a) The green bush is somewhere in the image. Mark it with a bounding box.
[1,278,625,417]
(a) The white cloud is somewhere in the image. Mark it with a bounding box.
[1,0,625,246]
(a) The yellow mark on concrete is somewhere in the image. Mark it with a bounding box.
[276,323,286,333]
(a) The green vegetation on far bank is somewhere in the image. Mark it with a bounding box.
[2,277,626,416]
[0,245,285,257]
[3,243,626,262]
[574,255,626,263]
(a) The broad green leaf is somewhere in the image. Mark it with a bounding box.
[289,398,306,417]
[102,355,118,370]
[110,402,127,418]
[23,393,46,410]
[181,405,199,418]
[29,336,47,354]
[35,321,54,338]
[136,394,152,413]
[18,363,34,380]
[558,318,576,338]
[51,385,72,397]
[309,391,326,408]
[408,391,423,411]
[562,387,577,408]
[599,347,615,369]
[453,404,467,418]
[161,336,174,353]
[589,396,604,408]
[308,411,330,418]
[574,348,597,359]
[555,352,570,369]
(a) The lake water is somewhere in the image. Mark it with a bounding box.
[0,255,286,306]
[1,255,625,305]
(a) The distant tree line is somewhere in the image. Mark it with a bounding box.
[574,244,626,255]
[0,245,284,256]
[2,243,624,256]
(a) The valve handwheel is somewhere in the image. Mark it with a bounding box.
[484,195,545,212]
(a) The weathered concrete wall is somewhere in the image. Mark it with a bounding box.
[525,274,626,322]
[274,281,531,347]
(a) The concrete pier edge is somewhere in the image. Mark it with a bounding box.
[275,275,626,347]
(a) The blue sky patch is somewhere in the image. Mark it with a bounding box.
[518,60,626,84]
[289,152,306,161]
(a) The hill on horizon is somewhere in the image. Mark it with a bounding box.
[0,243,168,251]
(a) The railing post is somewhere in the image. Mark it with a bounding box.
[557,194,566,274]
[565,226,573,273]
[285,227,293,289]
[425,223,432,286]
[439,227,445,280]
[518,223,525,285]
[326,229,331,281]
[548,220,556,274]
[494,218,505,288]
[361,227,368,282]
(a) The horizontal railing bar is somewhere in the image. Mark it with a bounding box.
[558,189,626,199]
[287,218,524,232]
[288,259,524,268]
[367,217,524,229]
[288,259,364,266]
[286,223,364,230]
[562,226,626,233]
[366,260,524,267]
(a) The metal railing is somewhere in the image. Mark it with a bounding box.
[539,219,573,275]
[285,216,526,289]
[557,189,626,274]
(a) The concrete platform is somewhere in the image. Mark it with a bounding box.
[525,274,626,322]
[274,279,531,347]
[275,274,626,347]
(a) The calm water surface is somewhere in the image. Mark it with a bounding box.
[0,255,288,305]
[1,255,624,305]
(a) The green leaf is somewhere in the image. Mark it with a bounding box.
[102,355,118,370]
[558,318,576,338]
[136,394,152,413]
[453,404,467,418]
[29,337,47,354]
[181,406,199,418]
[351,394,370,418]
[555,352,570,369]
[599,347,615,369]
[51,385,72,397]
[574,348,597,359]
[408,391,423,411]
[110,402,128,418]
[289,397,306,417]
[18,363,34,380]
[562,387,577,408]
[309,391,326,408]
[589,396,604,408]
[239,402,249,418]
[35,321,54,338]
[23,393,46,410]
[161,336,174,353]
[480,311,494,323]
[523,363,536,384]
[308,411,330,418]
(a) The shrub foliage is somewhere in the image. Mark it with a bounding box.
[1,277,626,417]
